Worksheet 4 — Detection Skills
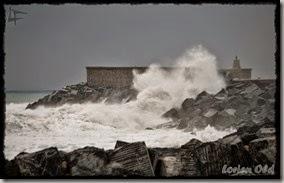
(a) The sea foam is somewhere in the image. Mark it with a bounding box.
[5,45,233,160]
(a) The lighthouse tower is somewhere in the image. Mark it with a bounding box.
[233,56,241,70]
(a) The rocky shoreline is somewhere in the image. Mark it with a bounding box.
[4,119,276,177]
[8,79,276,177]
[26,80,275,133]
[26,82,138,109]
[157,79,275,131]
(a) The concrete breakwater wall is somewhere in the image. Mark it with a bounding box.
[86,57,252,88]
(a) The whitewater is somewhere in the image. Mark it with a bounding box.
[5,45,235,160]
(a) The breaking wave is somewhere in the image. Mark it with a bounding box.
[5,45,233,160]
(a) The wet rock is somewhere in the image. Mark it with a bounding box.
[70,90,78,95]
[145,127,154,130]
[179,116,209,131]
[196,91,212,101]
[257,97,266,106]
[219,133,242,146]
[157,80,276,132]
[240,133,258,145]
[259,147,276,164]
[177,118,190,129]
[249,136,276,165]
[5,159,20,176]
[162,108,179,119]
[237,124,260,135]
[179,149,201,176]
[225,108,236,116]
[256,127,275,138]
[249,136,276,152]
[214,88,227,100]
[195,142,231,176]
[155,121,179,129]
[153,147,201,177]
[181,98,195,110]
[208,110,237,130]
[181,138,202,149]
[110,141,154,176]
[26,83,138,109]
[158,156,182,177]
[114,140,130,149]
[5,123,278,177]
[67,147,109,176]
[12,147,66,176]
[147,149,160,174]
[203,108,218,118]
[240,83,264,98]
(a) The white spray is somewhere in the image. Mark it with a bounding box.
[133,45,226,110]
[5,45,231,160]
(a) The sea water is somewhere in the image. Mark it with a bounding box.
[4,45,235,160]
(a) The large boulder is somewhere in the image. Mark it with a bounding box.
[249,136,276,165]
[67,147,109,176]
[10,147,67,176]
[162,108,180,119]
[195,142,231,176]
[109,141,155,176]
[181,98,195,111]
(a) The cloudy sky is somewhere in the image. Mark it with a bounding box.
[5,4,276,91]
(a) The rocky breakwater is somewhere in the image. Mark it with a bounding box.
[4,120,277,177]
[158,79,275,131]
[26,82,138,109]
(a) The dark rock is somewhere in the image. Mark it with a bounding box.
[219,133,242,147]
[257,97,266,106]
[155,121,179,129]
[177,119,190,129]
[67,147,109,176]
[26,83,138,109]
[196,91,211,101]
[5,159,20,176]
[237,124,260,135]
[152,147,201,177]
[110,141,154,176]
[12,147,66,176]
[214,88,227,99]
[147,149,160,174]
[4,123,278,177]
[249,136,276,165]
[181,138,202,149]
[240,133,258,145]
[145,127,154,130]
[158,155,183,177]
[181,98,195,110]
[104,166,146,177]
[249,136,276,152]
[155,80,277,132]
[114,140,129,149]
[256,127,275,138]
[178,116,208,131]
[259,147,276,165]
[162,108,179,119]
[206,110,236,131]
[179,149,202,176]
[195,142,231,176]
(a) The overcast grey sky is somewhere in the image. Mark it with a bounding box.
[4,4,276,91]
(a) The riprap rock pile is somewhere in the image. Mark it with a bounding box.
[159,80,275,131]
[26,82,137,109]
[5,119,277,177]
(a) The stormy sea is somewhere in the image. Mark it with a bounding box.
[5,46,236,160]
